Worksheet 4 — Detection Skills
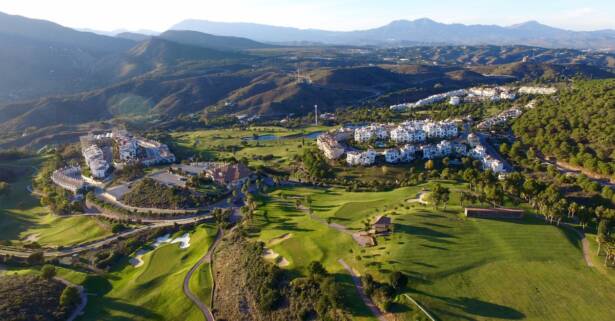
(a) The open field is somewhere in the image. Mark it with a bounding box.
[79,223,217,321]
[170,125,329,169]
[0,157,113,247]
[250,182,615,321]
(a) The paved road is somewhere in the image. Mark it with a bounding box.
[0,215,213,258]
[338,258,387,321]
[183,228,225,321]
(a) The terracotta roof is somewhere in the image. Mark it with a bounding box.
[208,163,252,185]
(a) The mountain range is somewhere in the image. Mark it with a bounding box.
[0,11,615,148]
[172,18,615,49]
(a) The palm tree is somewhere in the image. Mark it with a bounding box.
[568,202,579,218]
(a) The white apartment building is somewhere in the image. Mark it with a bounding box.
[470,145,487,159]
[422,145,440,159]
[400,144,417,162]
[346,150,377,166]
[453,143,468,156]
[423,122,458,138]
[317,134,345,160]
[437,140,452,156]
[383,149,401,163]
[390,127,409,144]
[83,145,109,179]
[354,124,389,143]
[118,138,138,161]
[449,96,462,106]
[518,86,557,95]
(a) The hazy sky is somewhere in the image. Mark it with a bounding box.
[1,0,613,32]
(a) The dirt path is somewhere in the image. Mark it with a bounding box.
[338,258,387,321]
[55,277,87,321]
[183,228,224,321]
[562,224,593,267]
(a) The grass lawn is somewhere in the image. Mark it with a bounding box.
[170,125,330,169]
[250,182,615,321]
[0,157,112,247]
[79,223,218,321]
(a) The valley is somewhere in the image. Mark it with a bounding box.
[1,5,614,321]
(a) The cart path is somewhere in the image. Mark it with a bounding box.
[183,228,224,321]
[338,258,387,321]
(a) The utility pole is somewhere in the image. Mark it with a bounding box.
[314,104,318,126]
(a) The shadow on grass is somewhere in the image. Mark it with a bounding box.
[412,289,525,320]
[395,223,456,240]
[82,296,164,321]
[420,244,449,251]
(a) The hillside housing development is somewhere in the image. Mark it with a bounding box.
[317,120,509,173]
[390,85,557,111]
[80,130,176,179]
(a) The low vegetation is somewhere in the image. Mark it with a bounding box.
[0,274,74,321]
[212,232,350,321]
[121,178,221,209]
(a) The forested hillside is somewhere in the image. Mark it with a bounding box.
[513,79,615,178]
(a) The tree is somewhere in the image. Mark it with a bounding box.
[424,160,434,171]
[431,184,450,210]
[41,264,56,280]
[27,251,44,265]
[0,181,9,197]
[60,286,81,307]
[568,202,579,218]
[308,261,328,279]
[499,143,510,156]
[389,271,408,291]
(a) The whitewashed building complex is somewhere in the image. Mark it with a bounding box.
[80,130,175,179]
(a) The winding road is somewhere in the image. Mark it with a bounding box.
[183,228,224,321]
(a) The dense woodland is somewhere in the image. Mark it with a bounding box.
[513,79,615,178]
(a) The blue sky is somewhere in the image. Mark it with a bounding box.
[1,0,613,32]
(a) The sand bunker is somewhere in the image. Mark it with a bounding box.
[23,234,40,242]
[129,233,191,267]
[171,233,191,249]
[268,233,293,246]
[263,247,290,267]
[406,192,429,205]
